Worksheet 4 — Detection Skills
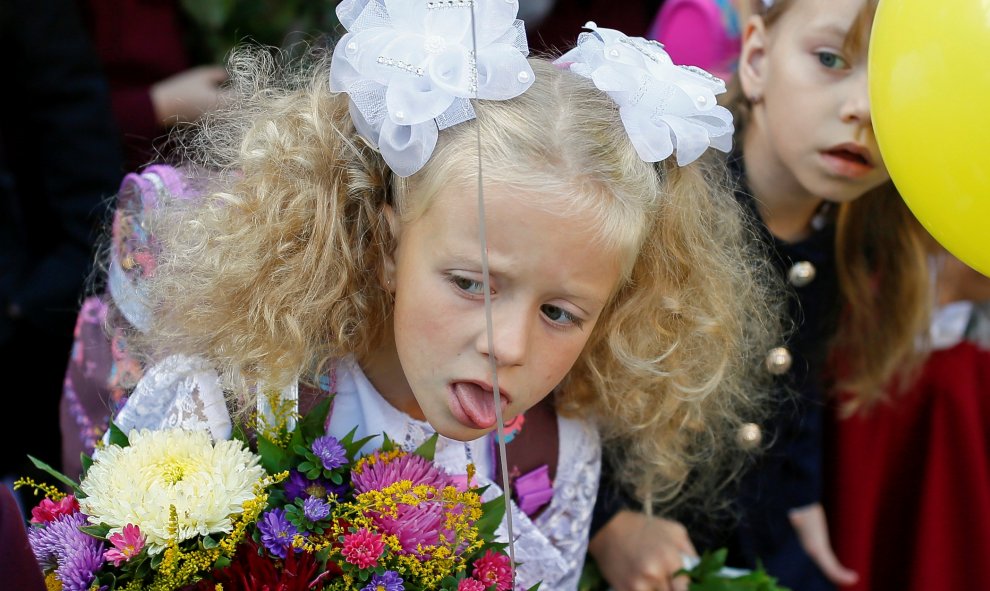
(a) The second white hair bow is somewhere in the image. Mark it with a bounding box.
[330,0,535,177]
[555,22,734,166]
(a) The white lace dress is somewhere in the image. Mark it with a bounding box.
[109,355,601,590]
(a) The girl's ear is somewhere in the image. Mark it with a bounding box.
[738,15,769,104]
[382,205,399,293]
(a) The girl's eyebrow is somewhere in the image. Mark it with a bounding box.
[805,20,851,40]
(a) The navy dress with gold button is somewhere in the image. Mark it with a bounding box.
[716,157,841,591]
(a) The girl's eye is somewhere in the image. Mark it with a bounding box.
[817,51,848,70]
[540,304,583,328]
[449,275,485,295]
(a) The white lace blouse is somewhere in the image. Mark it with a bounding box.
[109,355,601,590]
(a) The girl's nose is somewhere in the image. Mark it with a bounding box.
[476,305,530,367]
[840,69,871,125]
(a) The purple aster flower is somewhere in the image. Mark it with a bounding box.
[351,451,452,494]
[362,570,405,591]
[302,496,331,522]
[257,508,302,559]
[311,435,347,470]
[59,543,106,591]
[28,512,105,591]
[283,470,347,502]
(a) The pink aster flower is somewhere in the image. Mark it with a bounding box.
[472,549,513,591]
[104,523,145,566]
[341,528,384,569]
[457,577,487,591]
[351,451,452,493]
[30,495,80,524]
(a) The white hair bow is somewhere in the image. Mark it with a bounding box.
[554,22,734,166]
[330,0,535,177]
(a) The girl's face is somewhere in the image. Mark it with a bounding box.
[367,184,623,442]
[740,0,889,204]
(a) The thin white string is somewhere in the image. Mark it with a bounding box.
[470,2,517,577]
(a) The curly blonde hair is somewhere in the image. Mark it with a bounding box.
[139,47,782,509]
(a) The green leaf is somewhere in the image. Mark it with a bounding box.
[79,523,110,538]
[297,461,315,472]
[299,396,334,442]
[107,422,130,447]
[27,456,82,496]
[342,429,378,460]
[413,433,439,462]
[80,452,93,477]
[679,548,791,591]
[231,422,250,444]
[257,432,292,473]
[202,535,219,549]
[475,495,506,538]
[329,471,343,485]
[214,555,232,569]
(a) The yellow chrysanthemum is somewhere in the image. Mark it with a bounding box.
[79,429,266,553]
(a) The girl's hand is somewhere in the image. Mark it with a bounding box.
[589,510,696,591]
[788,503,859,587]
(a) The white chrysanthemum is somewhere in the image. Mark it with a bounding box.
[78,429,265,553]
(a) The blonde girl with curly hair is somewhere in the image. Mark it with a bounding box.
[62,5,782,589]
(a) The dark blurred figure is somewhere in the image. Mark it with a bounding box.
[526,0,664,54]
[76,0,230,170]
[0,484,46,590]
[0,0,122,511]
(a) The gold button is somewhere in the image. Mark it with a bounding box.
[787,261,816,287]
[737,422,762,449]
[765,346,792,375]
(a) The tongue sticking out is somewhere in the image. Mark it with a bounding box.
[452,382,499,429]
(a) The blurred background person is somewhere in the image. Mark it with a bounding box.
[827,248,990,591]
[0,0,123,512]
[76,0,231,170]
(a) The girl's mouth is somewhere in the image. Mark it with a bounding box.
[448,382,509,430]
[821,144,875,177]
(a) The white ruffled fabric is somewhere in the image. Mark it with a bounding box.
[330,0,535,176]
[555,22,734,166]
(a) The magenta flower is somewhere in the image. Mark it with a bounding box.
[340,528,384,569]
[472,549,513,591]
[351,451,452,493]
[372,499,453,557]
[457,577,487,591]
[104,523,145,566]
[30,495,80,524]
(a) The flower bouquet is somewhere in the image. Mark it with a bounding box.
[21,397,532,591]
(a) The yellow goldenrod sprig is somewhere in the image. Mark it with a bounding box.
[13,477,66,502]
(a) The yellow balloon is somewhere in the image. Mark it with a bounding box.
[869,0,990,277]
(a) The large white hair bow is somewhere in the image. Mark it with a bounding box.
[555,23,733,166]
[330,0,535,177]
